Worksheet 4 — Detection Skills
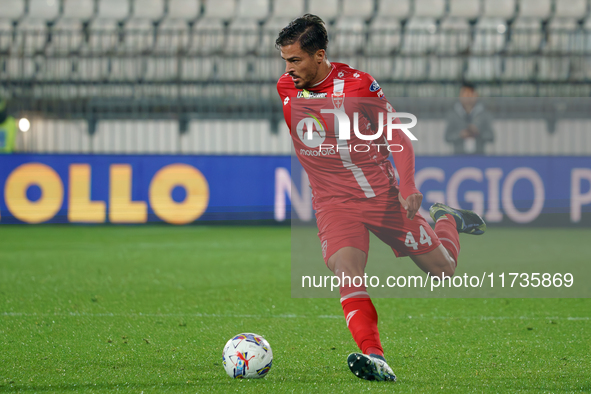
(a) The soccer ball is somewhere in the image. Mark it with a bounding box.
[222,333,273,379]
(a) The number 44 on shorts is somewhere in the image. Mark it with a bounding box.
[405,226,432,250]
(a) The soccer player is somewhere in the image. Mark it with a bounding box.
[275,15,486,382]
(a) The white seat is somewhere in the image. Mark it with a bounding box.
[191,19,225,55]
[96,0,130,19]
[472,18,508,54]
[332,17,367,56]
[342,0,373,19]
[465,56,502,80]
[202,0,235,19]
[87,19,120,53]
[130,0,164,20]
[428,56,464,80]
[226,18,260,55]
[401,18,438,54]
[555,0,587,18]
[501,57,536,80]
[216,57,248,81]
[62,0,95,20]
[181,57,214,80]
[507,18,542,53]
[166,0,201,19]
[517,0,551,19]
[394,57,428,80]
[236,0,270,20]
[307,0,339,22]
[376,0,411,19]
[413,0,445,18]
[14,19,48,54]
[261,17,291,54]
[42,56,74,81]
[145,56,178,80]
[122,19,155,53]
[253,57,284,81]
[366,18,401,55]
[364,58,394,80]
[28,0,60,20]
[437,17,471,54]
[76,57,109,80]
[6,55,36,79]
[155,19,190,54]
[537,58,570,81]
[109,56,146,81]
[545,18,584,54]
[1,0,26,20]
[50,19,85,54]
[448,0,480,19]
[0,20,13,52]
[482,0,515,18]
[270,0,304,18]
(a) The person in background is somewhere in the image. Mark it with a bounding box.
[445,82,494,155]
[0,99,17,154]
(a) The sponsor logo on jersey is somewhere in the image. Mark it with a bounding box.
[353,73,360,78]
[297,90,328,99]
[283,97,290,105]
[369,80,381,92]
[376,89,385,98]
[296,112,328,148]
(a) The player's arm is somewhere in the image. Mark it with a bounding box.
[359,76,422,219]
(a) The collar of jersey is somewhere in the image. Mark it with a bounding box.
[311,63,336,88]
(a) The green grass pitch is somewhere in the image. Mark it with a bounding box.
[1,225,590,393]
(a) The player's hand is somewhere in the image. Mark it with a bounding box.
[398,192,423,220]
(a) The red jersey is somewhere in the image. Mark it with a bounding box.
[277,62,419,210]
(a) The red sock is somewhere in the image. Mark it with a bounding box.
[340,285,383,357]
[434,213,460,266]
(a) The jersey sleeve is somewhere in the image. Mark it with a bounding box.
[358,74,420,199]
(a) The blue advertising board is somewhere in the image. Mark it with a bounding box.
[0,154,590,225]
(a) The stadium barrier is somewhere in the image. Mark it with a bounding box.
[0,154,590,226]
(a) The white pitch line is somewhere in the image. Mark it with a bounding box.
[1,312,589,320]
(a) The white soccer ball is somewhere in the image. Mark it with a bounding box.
[222,333,273,379]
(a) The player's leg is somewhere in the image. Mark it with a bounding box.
[409,203,487,277]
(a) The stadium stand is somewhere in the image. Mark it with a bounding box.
[0,0,590,155]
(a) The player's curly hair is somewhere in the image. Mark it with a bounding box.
[275,14,329,56]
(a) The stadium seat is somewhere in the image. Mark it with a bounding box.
[0,20,14,53]
[332,0,373,55]
[366,0,408,55]
[472,18,508,54]
[375,0,411,19]
[401,18,438,54]
[76,57,109,81]
[517,0,551,19]
[120,0,164,53]
[545,19,584,54]
[0,0,25,21]
[190,0,235,55]
[253,57,284,81]
[88,0,130,53]
[261,18,291,55]
[554,0,587,18]
[145,56,178,81]
[437,17,471,54]
[363,58,394,80]
[413,0,446,18]
[507,18,542,54]
[537,57,570,81]
[394,57,428,80]
[447,0,480,19]
[226,0,270,55]
[269,0,304,19]
[155,19,190,54]
[216,57,249,81]
[366,18,401,55]
[332,18,367,56]
[181,57,215,81]
[13,19,48,55]
[50,0,94,54]
[428,56,464,80]
[501,56,536,80]
[481,0,515,18]
[109,56,146,81]
[465,56,502,80]
[307,0,340,23]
